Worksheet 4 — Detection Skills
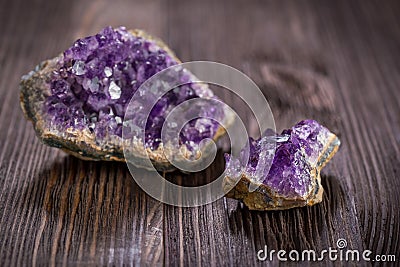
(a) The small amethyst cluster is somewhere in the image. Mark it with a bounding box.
[225,120,334,198]
[44,26,221,150]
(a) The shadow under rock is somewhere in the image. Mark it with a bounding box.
[226,174,345,252]
[163,149,227,187]
[18,154,137,219]
[20,147,227,219]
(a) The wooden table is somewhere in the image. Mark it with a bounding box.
[0,0,399,265]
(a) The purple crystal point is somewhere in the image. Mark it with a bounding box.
[224,120,340,210]
[20,27,230,171]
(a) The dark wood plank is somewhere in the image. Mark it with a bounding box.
[0,0,399,266]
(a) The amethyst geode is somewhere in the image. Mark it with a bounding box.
[20,26,229,171]
[224,120,340,210]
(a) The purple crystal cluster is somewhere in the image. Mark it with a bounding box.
[225,120,334,198]
[44,26,222,150]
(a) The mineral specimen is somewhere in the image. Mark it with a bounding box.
[224,120,340,210]
[20,26,229,171]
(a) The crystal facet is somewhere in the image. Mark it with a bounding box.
[224,120,340,210]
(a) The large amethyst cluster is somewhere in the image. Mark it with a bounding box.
[224,120,340,210]
[46,27,176,140]
[20,27,227,170]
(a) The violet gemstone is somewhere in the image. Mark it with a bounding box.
[224,120,340,210]
[20,27,229,171]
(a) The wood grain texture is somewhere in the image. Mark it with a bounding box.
[0,0,399,266]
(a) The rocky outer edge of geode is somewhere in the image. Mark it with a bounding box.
[20,28,231,172]
[223,120,340,210]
